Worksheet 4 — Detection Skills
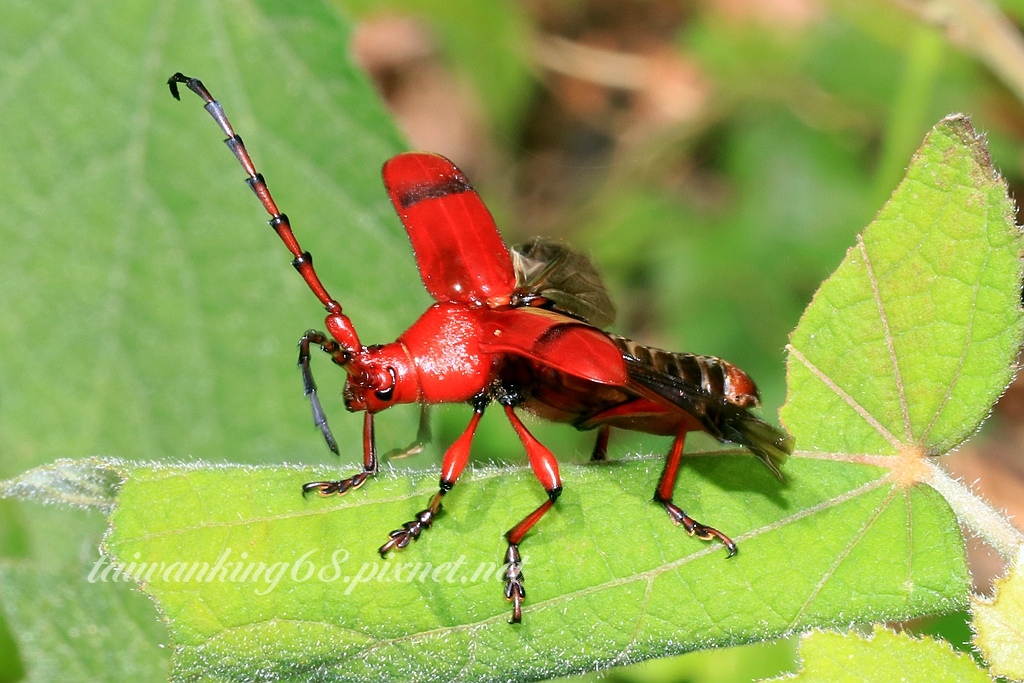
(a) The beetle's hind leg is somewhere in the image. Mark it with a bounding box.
[655,430,737,557]
[590,425,611,461]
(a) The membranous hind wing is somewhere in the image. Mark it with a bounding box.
[511,238,616,328]
[615,337,792,478]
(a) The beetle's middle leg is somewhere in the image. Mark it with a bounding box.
[378,395,488,555]
[501,403,563,624]
[384,403,432,461]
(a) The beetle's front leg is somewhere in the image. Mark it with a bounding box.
[302,412,379,496]
[378,397,487,555]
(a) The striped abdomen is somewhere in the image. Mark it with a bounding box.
[608,335,760,408]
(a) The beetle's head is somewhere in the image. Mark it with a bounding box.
[342,341,419,414]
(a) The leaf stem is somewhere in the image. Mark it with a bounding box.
[924,460,1024,560]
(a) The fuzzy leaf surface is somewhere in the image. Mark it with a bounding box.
[762,625,992,682]
[782,116,1023,455]
[0,562,170,682]
[973,548,1024,680]
[4,453,966,682]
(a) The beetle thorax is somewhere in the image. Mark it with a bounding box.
[398,303,498,404]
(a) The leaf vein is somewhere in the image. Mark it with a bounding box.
[787,345,901,450]
[858,236,912,441]
[223,475,892,656]
[787,484,897,630]
[919,232,989,446]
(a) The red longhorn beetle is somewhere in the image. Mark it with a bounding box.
[168,73,793,624]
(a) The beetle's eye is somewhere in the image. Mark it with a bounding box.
[374,367,397,402]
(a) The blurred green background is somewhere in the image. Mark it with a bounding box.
[2,0,1024,680]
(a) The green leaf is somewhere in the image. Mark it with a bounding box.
[4,454,967,682]
[780,113,1024,571]
[973,547,1024,680]
[782,115,1023,456]
[762,625,993,682]
[0,458,121,512]
[4,0,1021,679]
[774,113,1024,682]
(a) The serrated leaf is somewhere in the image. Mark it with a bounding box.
[762,625,992,682]
[769,115,1024,683]
[777,115,1024,640]
[772,112,1024,681]
[4,454,967,682]
[782,115,1023,456]
[973,547,1024,680]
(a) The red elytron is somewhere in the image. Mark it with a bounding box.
[168,73,794,623]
